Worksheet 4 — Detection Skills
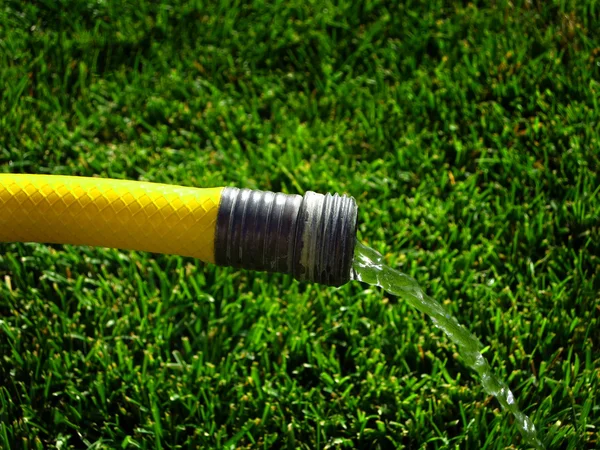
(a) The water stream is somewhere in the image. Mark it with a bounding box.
[352,241,544,449]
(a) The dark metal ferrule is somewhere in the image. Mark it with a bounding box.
[214,187,358,286]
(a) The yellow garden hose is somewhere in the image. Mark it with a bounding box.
[0,174,223,263]
[0,174,358,286]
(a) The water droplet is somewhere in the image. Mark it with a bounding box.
[507,390,515,405]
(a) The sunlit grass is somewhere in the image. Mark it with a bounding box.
[0,1,598,448]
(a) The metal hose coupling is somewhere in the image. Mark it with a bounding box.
[214,187,358,286]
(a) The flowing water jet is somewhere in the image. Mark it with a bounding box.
[352,241,544,449]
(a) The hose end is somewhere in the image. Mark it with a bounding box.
[294,191,357,286]
[215,188,357,286]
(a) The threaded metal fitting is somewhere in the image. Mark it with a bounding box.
[214,187,357,286]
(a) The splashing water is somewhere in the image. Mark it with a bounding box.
[352,241,544,449]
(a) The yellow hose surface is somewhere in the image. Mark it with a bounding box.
[0,174,223,263]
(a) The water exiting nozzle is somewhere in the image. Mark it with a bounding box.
[214,187,358,286]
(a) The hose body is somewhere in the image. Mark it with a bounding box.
[0,174,223,262]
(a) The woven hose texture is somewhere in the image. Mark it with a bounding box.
[0,174,223,262]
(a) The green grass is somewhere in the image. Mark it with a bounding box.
[1,0,599,448]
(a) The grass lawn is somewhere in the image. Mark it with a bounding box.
[1,1,599,448]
